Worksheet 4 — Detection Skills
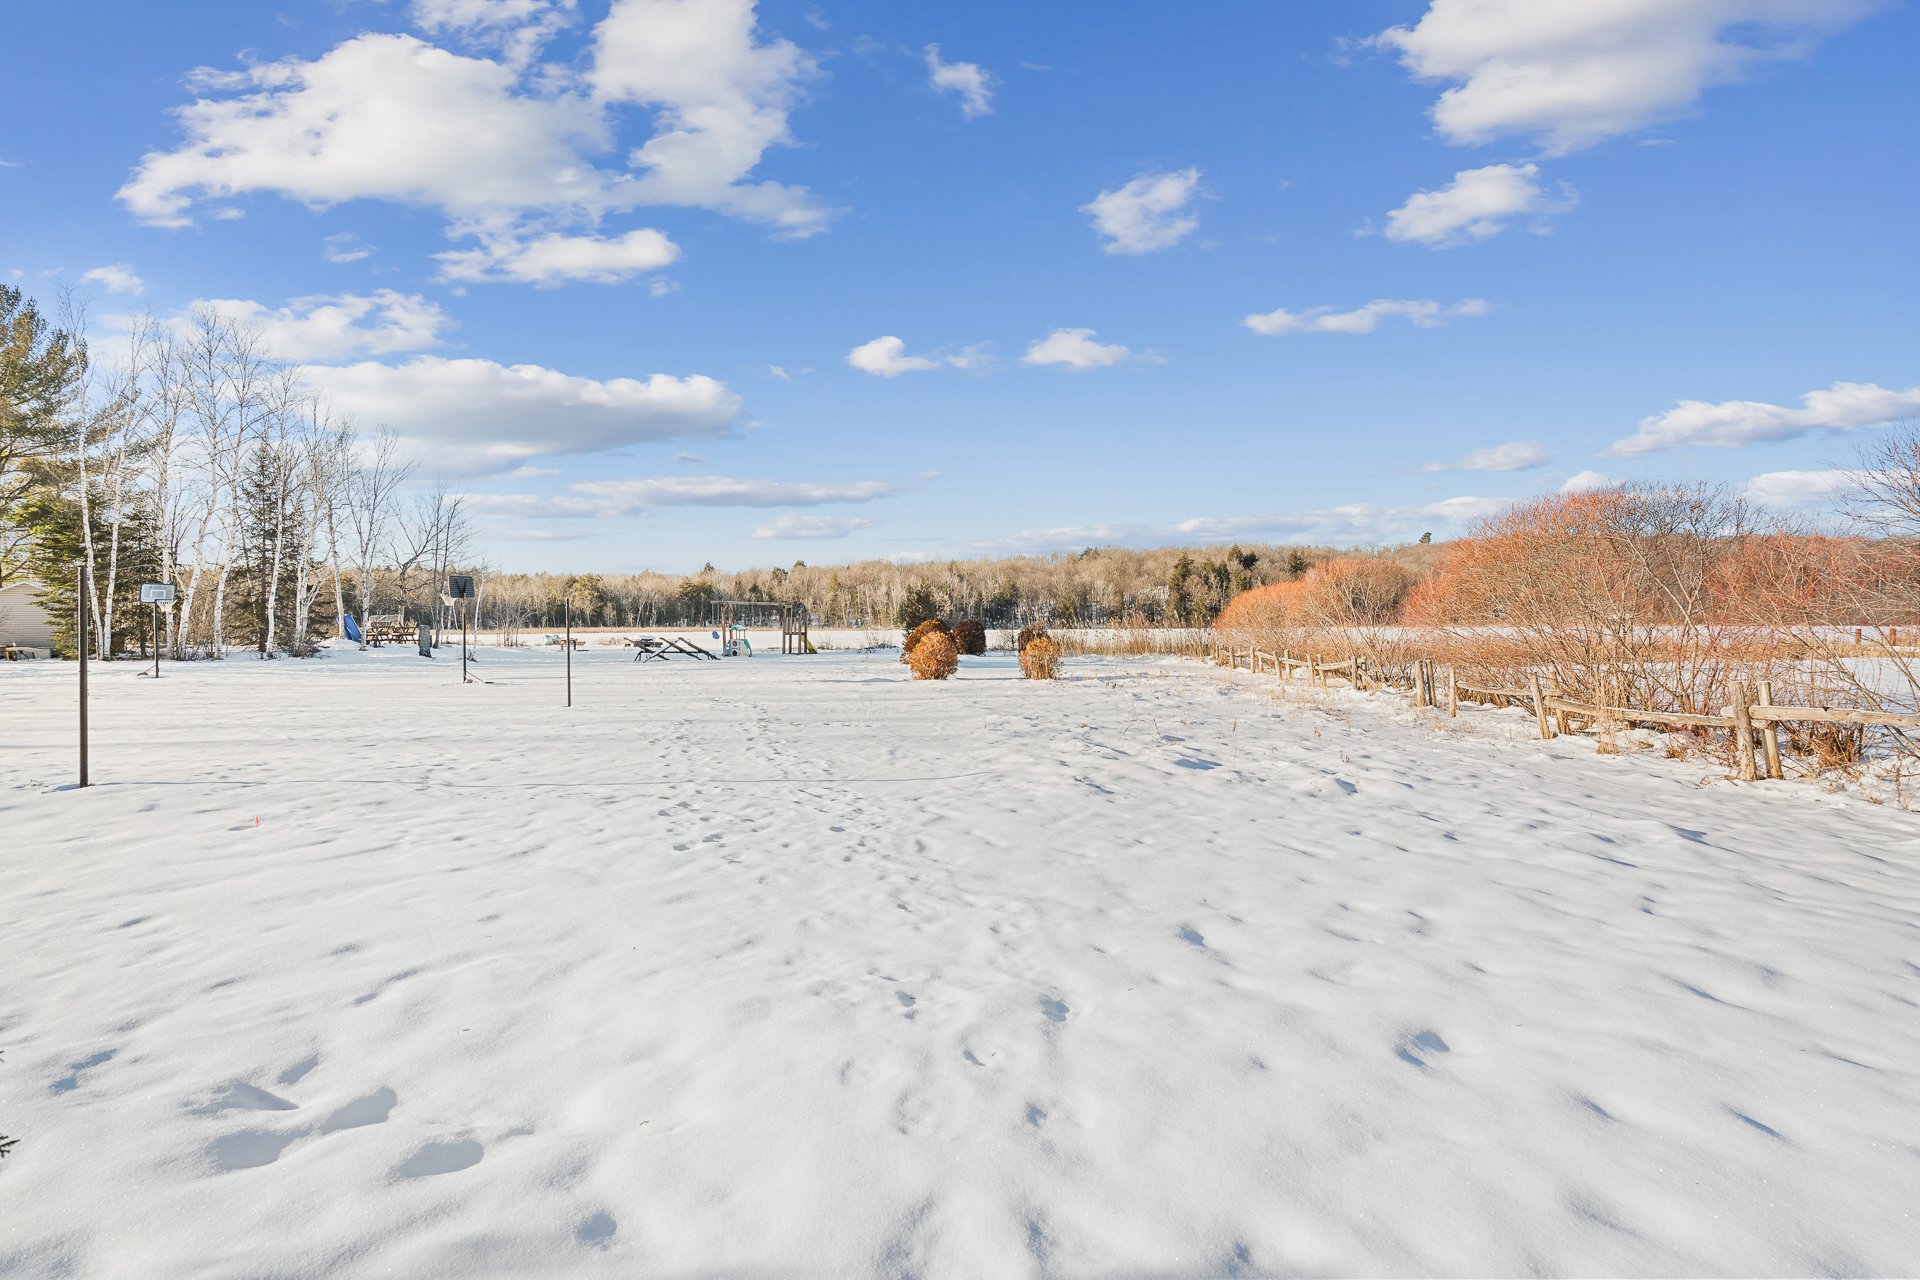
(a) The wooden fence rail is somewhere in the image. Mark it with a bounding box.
[1203,638,1916,783]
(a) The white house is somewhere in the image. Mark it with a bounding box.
[0,580,56,657]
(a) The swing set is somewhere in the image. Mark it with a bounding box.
[712,599,815,656]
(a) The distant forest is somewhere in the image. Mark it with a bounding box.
[467,541,1446,634]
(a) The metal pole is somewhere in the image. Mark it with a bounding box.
[565,597,572,707]
[461,603,469,684]
[77,567,90,788]
[152,602,161,679]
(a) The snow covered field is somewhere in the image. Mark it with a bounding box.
[3,645,1918,1277]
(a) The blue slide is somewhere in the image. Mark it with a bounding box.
[343,614,362,642]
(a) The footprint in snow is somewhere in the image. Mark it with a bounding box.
[577,1213,618,1246]
[320,1087,396,1133]
[1395,1030,1450,1068]
[394,1137,484,1179]
[1178,926,1206,948]
[49,1050,115,1095]
[1040,998,1069,1024]
[209,1128,304,1171]
[278,1054,320,1086]
[193,1081,298,1114]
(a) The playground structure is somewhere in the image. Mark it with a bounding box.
[714,599,815,656]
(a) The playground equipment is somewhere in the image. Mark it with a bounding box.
[713,600,814,655]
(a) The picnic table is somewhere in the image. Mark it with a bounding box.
[623,635,719,661]
[362,614,414,646]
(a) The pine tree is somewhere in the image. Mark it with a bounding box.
[1169,553,1196,623]
[231,444,314,655]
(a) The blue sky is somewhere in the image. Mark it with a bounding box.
[4,0,1916,572]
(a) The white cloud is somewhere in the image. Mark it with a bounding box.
[945,344,993,372]
[1560,469,1613,493]
[925,44,993,119]
[411,0,576,68]
[1171,497,1506,542]
[846,335,986,377]
[1082,168,1202,255]
[492,527,595,541]
[82,263,144,295]
[474,473,893,518]
[322,232,373,263]
[1608,381,1920,455]
[1421,440,1551,473]
[121,4,829,249]
[435,226,678,284]
[298,356,742,472]
[1247,297,1488,336]
[1021,327,1135,371]
[1371,0,1878,155]
[188,290,452,361]
[576,474,891,512]
[752,513,875,539]
[847,335,938,377]
[589,0,828,237]
[1742,468,1853,511]
[120,35,614,229]
[968,495,1504,555]
[1384,162,1573,247]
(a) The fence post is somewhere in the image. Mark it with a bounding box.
[1446,665,1458,718]
[1349,651,1360,690]
[1728,681,1759,782]
[1530,672,1554,740]
[1755,680,1783,781]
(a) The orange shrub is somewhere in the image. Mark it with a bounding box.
[909,632,959,680]
[950,619,987,656]
[901,618,950,663]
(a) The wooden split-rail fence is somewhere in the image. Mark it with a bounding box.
[1206,641,1919,784]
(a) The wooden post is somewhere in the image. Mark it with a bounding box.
[1530,672,1554,740]
[1446,666,1458,718]
[1349,652,1359,690]
[77,566,90,788]
[1728,681,1759,782]
[1756,679,1783,780]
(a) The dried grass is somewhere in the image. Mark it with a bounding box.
[1020,637,1061,680]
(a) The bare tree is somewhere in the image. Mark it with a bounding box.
[344,429,414,647]
[396,479,473,644]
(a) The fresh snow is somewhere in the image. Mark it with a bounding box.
[2,646,1918,1277]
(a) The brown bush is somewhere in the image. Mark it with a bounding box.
[1016,623,1049,653]
[901,618,950,663]
[950,619,987,656]
[1020,636,1061,680]
[909,632,959,680]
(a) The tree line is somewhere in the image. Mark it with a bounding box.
[1,280,1431,658]
[0,286,474,658]
[461,543,1371,637]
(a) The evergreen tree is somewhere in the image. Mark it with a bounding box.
[895,583,941,628]
[1,286,86,585]
[20,483,162,657]
[1169,552,1196,623]
[231,444,314,655]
